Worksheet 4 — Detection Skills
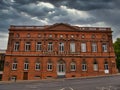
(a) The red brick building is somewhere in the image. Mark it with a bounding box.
[2,23,117,81]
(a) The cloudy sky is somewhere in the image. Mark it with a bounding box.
[0,0,120,49]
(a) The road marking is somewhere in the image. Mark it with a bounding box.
[60,87,74,90]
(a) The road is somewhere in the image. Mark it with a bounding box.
[0,75,120,90]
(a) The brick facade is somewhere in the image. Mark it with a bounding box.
[2,23,117,81]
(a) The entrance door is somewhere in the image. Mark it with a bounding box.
[23,72,28,80]
[57,62,65,76]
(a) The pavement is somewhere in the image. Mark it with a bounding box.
[0,73,120,84]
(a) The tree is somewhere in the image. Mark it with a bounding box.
[113,38,120,71]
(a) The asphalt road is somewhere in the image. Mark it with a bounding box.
[0,75,120,90]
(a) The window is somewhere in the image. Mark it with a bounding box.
[81,34,85,39]
[81,43,86,52]
[93,60,98,71]
[24,62,29,70]
[16,33,19,38]
[48,42,53,52]
[60,35,63,38]
[38,34,41,38]
[25,42,31,51]
[92,43,97,52]
[12,62,17,70]
[49,34,52,38]
[59,42,64,52]
[35,63,40,70]
[104,61,109,70]
[82,60,87,71]
[71,35,74,38]
[70,62,76,71]
[70,42,75,52]
[36,42,42,51]
[47,62,52,71]
[27,33,30,37]
[91,34,95,39]
[102,43,107,52]
[14,42,19,51]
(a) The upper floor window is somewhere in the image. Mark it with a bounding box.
[14,42,19,51]
[35,62,40,70]
[59,42,64,52]
[49,34,52,38]
[81,34,85,39]
[25,42,31,51]
[47,62,52,71]
[38,34,41,38]
[71,35,74,38]
[16,33,19,38]
[48,42,53,52]
[70,62,76,71]
[27,33,30,37]
[36,42,42,51]
[102,43,107,52]
[24,61,29,70]
[70,42,75,52]
[91,34,95,39]
[82,60,87,71]
[81,43,86,52]
[92,43,97,52]
[93,60,98,71]
[12,61,17,70]
[60,34,63,38]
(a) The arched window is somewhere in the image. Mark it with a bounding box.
[82,60,87,71]
[93,60,98,71]
[70,62,76,71]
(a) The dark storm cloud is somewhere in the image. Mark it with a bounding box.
[0,0,120,49]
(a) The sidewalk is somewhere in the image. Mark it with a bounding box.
[0,73,120,84]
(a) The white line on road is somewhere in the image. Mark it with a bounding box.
[60,87,74,90]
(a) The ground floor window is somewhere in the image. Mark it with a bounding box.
[70,62,76,71]
[47,62,52,71]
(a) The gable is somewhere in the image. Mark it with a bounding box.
[46,23,78,31]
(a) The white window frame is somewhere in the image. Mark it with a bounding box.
[102,43,107,52]
[82,63,87,71]
[70,62,76,71]
[81,43,86,52]
[25,42,31,51]
[35,63,40,70]
[93,64,98,71]
[47,63,52,71]
[12,63,17,70]
[24,63,29,70]
[36,42,42,51]
[48,42,53,52]
[14,42,19,51]
[92,43,97,52]
[70,42,75,52]
[104,63,109,70]
[59,42,64,52]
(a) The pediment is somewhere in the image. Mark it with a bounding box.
[45,23,78,31]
